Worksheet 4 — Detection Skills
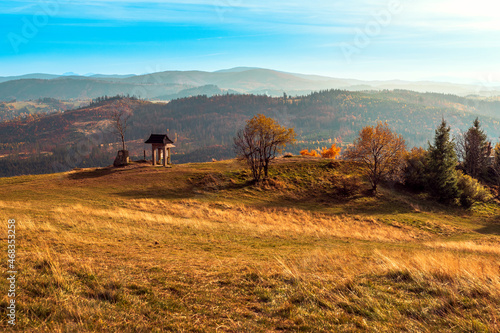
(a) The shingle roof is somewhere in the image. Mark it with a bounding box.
[145,134,174,144]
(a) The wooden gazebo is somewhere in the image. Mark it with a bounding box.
[145,134,175,166]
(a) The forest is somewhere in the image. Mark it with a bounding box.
[1,89,500,177]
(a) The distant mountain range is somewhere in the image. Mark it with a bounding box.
[1,68,500,102]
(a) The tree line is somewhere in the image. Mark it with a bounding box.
[344,118,495,207]
[235,115,496,208]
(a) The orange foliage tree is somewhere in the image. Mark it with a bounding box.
[344,122,406,193]
[321,144,341,159]
[234,114,296,181]
[402,147,428,191]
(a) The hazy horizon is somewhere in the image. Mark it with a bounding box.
[1,0,500,86]
[1,67,498,87]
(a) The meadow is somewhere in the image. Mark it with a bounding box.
[0,157,499,332]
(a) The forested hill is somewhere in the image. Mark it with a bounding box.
[1,89,500,177]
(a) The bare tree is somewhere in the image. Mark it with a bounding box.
[234,127,261,180]
[111,107,131,151]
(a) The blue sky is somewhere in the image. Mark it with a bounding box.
[1,0,499,84]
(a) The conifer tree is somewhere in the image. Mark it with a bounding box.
[462,118,489,179]
[427,119,460,204]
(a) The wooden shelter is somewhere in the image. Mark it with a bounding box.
[145,134,175,166]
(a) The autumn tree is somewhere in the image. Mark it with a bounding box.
[427,119,460,204]
[344,122,406,193]
[234,114,296,181]
[321,144,341,159]
[402,147,428,191]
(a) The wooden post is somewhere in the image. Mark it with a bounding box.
[143,150,146,161]
[163,147,167,166]
[152,146,156,166]
[167,148,171,165]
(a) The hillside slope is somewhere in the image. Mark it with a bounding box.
[0,158,499,332]
[2,90,500,178]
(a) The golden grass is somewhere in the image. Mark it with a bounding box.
[267,246,500,299]
[424,240,500,255]
[0,160,499,332]
[126,198,425,242]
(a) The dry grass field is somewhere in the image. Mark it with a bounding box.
[0,157,499,332]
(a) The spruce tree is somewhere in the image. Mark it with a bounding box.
[427,119,460,204]
[463,118,489,179]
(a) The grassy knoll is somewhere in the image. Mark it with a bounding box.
[0,157,499,332]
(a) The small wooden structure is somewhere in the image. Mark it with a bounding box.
[145,134,175,166]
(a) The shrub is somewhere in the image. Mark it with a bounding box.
[300,149,320,157]
[334,175,362,197]
[457,171,492,208]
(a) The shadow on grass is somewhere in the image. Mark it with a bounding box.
[68,168,115,180]
[475,221,500,235]
[116,185,196,200]
[248,183,463,220]
[115,179,255,200]
[68,161,154,180]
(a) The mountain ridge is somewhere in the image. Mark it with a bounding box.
[1,68,499,101]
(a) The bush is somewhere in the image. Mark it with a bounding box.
[331,174,362,197]
[457,171,492,208]
[300,149,320,157]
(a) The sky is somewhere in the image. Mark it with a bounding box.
[1,0,500,84]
